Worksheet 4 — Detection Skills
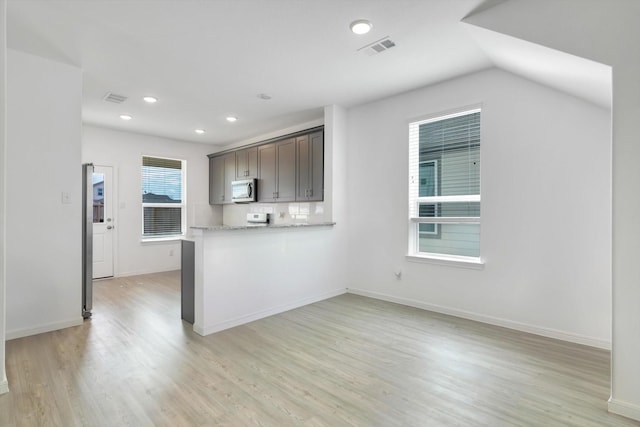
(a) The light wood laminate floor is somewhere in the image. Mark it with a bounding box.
[0,271,637,426]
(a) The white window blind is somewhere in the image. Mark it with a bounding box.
[409,108,481,259]
[142,156,186,237]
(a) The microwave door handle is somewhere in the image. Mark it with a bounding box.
[247,183,252,198]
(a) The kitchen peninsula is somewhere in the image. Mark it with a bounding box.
[186,222,342,336]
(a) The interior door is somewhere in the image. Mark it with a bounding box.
[92,165,114,278]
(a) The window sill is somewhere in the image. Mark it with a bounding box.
[141,235,184,244]
[406,253,485,270]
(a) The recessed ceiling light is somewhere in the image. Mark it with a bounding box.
[350,19,372,35]
[120,114,133,120]
[195,129,206,134]
[226,116,238,122]
[143,96,158,103]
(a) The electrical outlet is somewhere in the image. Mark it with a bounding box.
[169,249,174,256]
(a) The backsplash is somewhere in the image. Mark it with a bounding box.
[191,203,222,227]
[223,202,330,226]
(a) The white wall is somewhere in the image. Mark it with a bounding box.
[324,104,349,288]
[6,49,83,339]
[465,0,640,420]
[346,68,612,349]
[82,125,218,276]
[0,0,8,394]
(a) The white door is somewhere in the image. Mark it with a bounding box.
[92,166,114,278]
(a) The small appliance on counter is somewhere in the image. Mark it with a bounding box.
[246,213,269,226]
[231,179,257,203]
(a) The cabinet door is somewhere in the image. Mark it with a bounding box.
[209,156,225,205]
[309,131,324,201]
[258,143,277,202]
[209,153,235,204]
[236,147,258,179]
[296,131,324,201]
[296,135,309,200]
[222,152,236,204]
[276,138,296,202]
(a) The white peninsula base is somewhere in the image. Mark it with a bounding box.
[189,223,344,336]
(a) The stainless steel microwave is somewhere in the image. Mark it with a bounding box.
[231,179,256,203]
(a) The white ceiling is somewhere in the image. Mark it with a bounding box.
[6,0,610,146]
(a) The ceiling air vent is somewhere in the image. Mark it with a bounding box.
[103,92,128,103]
[358,36,396,56]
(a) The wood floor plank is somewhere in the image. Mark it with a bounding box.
[0,270,637,426]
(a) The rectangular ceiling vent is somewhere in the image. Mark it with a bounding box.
[103,92,128,103]
[358,36,396,56]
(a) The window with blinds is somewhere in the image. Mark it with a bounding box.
[408,108,481,259]
[141,156,186,238]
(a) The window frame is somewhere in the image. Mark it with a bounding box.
[141,155,187,240]
[407,106,484,268]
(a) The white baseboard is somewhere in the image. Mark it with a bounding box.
[347,288,611,350]
[194,288,347,336]
[116,267,180,278]
[6,317,84,340]
[0,378,8,395]
[609,398,640,422]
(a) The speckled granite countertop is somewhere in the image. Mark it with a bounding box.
[190,222,336,231]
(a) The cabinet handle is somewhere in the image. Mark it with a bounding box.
[273,192,278,199]
[308,189,312,197]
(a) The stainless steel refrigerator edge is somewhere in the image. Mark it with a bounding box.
[82,163,93,319]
